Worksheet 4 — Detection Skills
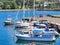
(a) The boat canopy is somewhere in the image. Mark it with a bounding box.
[34,23,46,28]
[33,30,43,33]
[36,24,46,26]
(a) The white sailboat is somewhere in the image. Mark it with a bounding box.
[15,0,30,28]
[15,9,22,28]
[23,0,31,21]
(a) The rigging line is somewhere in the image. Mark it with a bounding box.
[23,0,25,18]
[28,0,30,18]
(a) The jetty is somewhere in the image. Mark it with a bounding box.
[38,16,60,33]
[39,16,60,25]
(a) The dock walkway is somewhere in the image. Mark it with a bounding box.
[39,17,60,25]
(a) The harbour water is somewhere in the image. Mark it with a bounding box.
[0,10,60,45]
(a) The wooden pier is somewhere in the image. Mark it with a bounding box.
[39,16,60,25]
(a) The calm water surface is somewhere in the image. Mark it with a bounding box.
[0,10,60,45]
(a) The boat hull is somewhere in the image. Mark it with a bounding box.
[4,22,13,25]
[16,35,56,41]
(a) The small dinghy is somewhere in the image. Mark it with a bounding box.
[4,18,14,25]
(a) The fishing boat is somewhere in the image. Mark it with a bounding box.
[4,18,14,25]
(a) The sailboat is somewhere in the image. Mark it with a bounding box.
[14,7,23,28]
[15,0,30,28]
[30,0,39,26]
[4,15,14,25]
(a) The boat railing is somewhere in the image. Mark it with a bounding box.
[43,31,56,34]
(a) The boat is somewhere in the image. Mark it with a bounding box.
[15,15,31,28]
[15,22,59,41]
[39,20,51,28]
[15,17,31,28]
[48,28,59,37]
[34,23,59,36]
[4,18,14,25]
[15,21,22,28]
[15,0,31,28]
[16,27,56,41]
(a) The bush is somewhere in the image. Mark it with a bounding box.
[0,2,4,9]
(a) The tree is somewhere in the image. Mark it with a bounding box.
[16,0,23,9]
[5,5,11,9]
[0,2,4,9]
[28,0,33,9]
[2,1,19,9]
[11,2,19,9]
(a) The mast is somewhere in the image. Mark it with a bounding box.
[28,0,30,18]
[15,3,21,21]
[33,0,35,16]
[23,0,25,18]
[33,0,35,20]
[16,10,19,21]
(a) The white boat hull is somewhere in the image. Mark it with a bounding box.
[16,34,56,41]
[4,22,13,25]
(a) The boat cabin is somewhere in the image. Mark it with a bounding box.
[7,18,12,21]
[22,18,31,22]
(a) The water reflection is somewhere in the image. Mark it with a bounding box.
[4,25,17,45]
[16,40,55,45]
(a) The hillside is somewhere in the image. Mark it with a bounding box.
[0,0,60,10]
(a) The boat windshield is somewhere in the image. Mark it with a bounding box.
[36,24,46,28]
[37,26,46,28]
